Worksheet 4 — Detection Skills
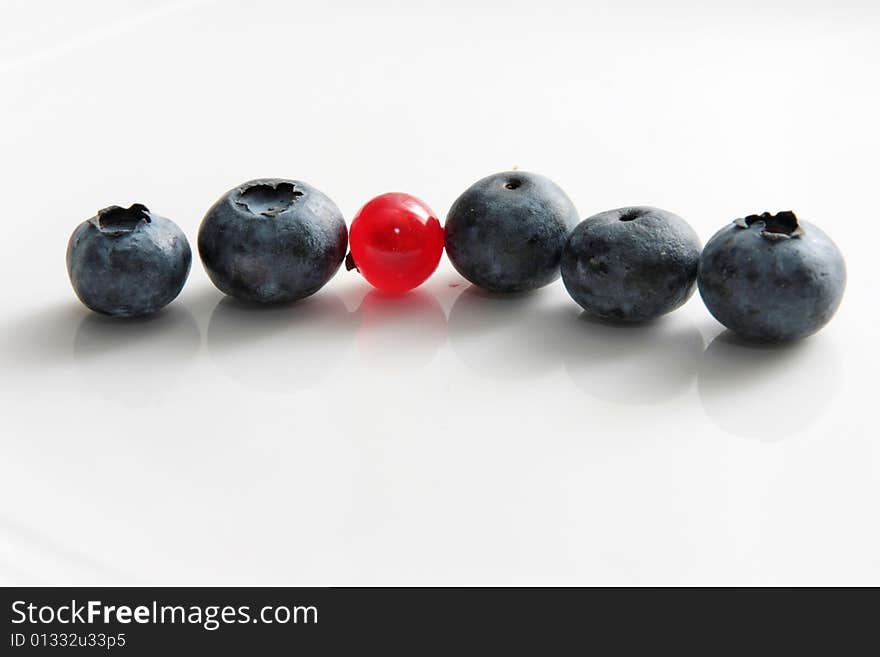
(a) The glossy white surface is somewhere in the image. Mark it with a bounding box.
[0,0,877,585]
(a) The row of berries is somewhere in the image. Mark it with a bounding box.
[66,171,845,341]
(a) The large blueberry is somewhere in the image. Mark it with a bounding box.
[198,179,347,303]
[698,211,846,341]
[561,207,701,322]
[66,204,192,317]
[444,171,579,292]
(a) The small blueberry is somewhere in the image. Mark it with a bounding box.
[198,178,348,304]
[66,204,192,317]
[561,206,701,322]
[444,171,580,293]
[698,211,846,341]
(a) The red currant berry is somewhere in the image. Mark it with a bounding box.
[348,192,444,293]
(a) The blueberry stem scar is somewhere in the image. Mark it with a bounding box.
[736,210,803,239]
[234,181,303,217]
[96,204,151,231]
[618,208,646,222]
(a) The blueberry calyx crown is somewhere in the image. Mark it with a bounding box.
[618,208,649,222]
[735,210,803,239]
[234,181,303,218]
[96,204,151,232]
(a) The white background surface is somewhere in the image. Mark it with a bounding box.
[1,0,877,585]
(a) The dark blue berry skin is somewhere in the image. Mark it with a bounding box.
[444,171,580,293]
[561,207,701,322]
[698,211,846,341]
[66,204,192,317]
[198,178,347,304]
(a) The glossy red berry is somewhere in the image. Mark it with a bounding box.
[348,192,444,293]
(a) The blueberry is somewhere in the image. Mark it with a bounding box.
[698,211,846,341]
[198,179,347,303]
[444,171,580,292]
[66,204,192,317]
[560,206,701,322]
